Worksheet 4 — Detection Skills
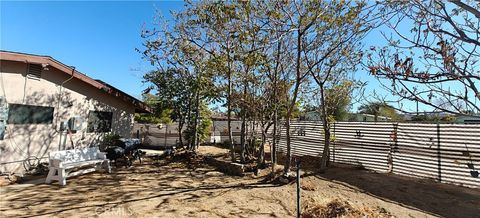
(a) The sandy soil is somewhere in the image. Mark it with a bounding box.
[0,145,479,218]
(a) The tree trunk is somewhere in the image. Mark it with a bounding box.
[240,114,246,163]
[191,91,200,152]
[240,84,247,163]
[271,107,277,173]
[319,84,330,172]
[258,123,266,167]
[284,117,292,175]
[283,29,303,176]
[178,119,184,147]
[186,93,193,150]
[284,82,301,175]
[227,43,235,162]
[251,107,257,159]
[271,40,281,174]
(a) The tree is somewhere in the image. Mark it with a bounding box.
[183,102,213,146]
[367,0,480,116]
[302,0,373,172]
[254,0,297,172]
[238,0,373,174]
[134,93,173,124]
[139,5,219,151]
[303,80,358,122]
[358,102,403,121]
[324,82,356,121]
[269,0,321,175]
[184,1,243,161]
[142,68,195,148]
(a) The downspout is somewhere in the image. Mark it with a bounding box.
[56,67,75,150]
[55,66,75,130]
[22,61,29,103]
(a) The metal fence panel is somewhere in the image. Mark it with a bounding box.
[277,121,480,188]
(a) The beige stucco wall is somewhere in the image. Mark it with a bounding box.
[0,60,135,174]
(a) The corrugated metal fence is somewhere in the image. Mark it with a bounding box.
[277,121,480,188]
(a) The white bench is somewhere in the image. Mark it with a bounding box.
[45,147,111,186]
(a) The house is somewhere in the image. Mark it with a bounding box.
[348,113,392,122]
[455,115,480,124]
[301,111,322,121]
[0,51,151,174]
[210,120,245,144]
[301,111,393,122]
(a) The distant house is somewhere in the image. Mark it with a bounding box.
[301,111,393,122]
[403,111,451,122]
[302,111,322,121]
[348,113,392,122]
[0,51,151,174]
[210,120,246,144]
[455,115,480,124]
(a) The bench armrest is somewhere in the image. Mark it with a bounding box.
[49,158,63,168]
[98,152,108,160]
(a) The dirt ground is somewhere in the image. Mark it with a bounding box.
[1,145,479,218]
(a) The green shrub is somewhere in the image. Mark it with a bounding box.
[101,133,121,151]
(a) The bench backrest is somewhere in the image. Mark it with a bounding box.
[49,147,102,164]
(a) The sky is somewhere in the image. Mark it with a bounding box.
[1,0,184,100]
[1,1,446,113]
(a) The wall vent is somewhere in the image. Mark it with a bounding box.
[27,64,42,79]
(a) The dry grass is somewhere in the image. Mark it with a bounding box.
[302,198,395,218]
[302,199,363,218]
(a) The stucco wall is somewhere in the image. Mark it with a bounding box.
[0,60,135,174]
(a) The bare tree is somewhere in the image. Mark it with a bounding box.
[367,0,480,115]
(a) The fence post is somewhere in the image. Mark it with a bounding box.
[388,123,398,173]
[333,122,336,164]
[437,123,441,182]
[296,158,301,218]
[164,124,168,147]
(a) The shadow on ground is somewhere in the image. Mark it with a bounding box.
[0,153,283,218]
[1,146,479,218]
[312,166,480,218]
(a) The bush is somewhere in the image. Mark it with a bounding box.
[101,133,121,151]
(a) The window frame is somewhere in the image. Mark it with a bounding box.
[7,103,54,124]
[86,110,113,133]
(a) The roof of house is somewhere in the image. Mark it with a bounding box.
[0,50,152,113]
[355,113,392,120]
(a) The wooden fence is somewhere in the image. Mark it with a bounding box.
[277,121,480,188]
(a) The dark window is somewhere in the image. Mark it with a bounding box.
[87,111,113,133]
[7,104,54,124]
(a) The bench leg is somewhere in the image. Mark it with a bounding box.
[58,168,67,186]
[45,167,56,184]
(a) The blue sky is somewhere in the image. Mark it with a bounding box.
[1,1,184,100]
[1,1,440,113]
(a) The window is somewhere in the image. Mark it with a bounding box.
[27,63,42,79]
[7,104,54,124]
[87,111,113,133]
